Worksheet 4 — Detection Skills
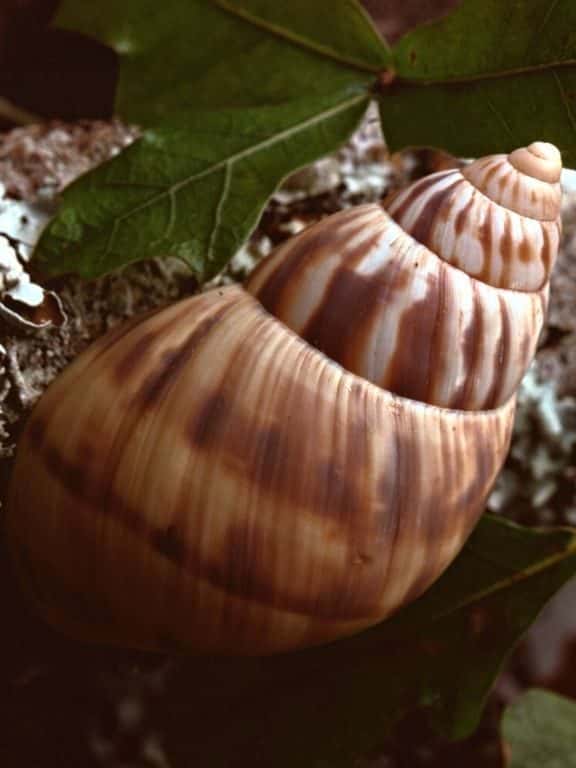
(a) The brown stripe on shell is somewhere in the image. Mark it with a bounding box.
[137,304,233,408]
[299,232,403,369]
[375,409,404,598]
[152,524,187,565]
[182,301,371,532]
[454,422,502,511]
[484,296,512,409]
[181,337,384,620]
[113,302,198,383]
[190,392,229,448]
[519,326,532,365]
[381,412,423,606]
[309,378,388,619]
[426,265,448,404]
[379,405,464,610]
[96,306,236,555]
[247,206,364,289]
[499,216,514,289]
[480,162,500,188]
[90,304,169,373]
[512,174,521,214]
[31,430,148,540]
[450,283,484,410]
[189,378,366,526]
[399,180,460,246]
[114,330,159,382]
[454,195,475,237]
[27,423,375,620]
[477,208,493,282]
[196,522,382,622]
[381,271,441,403]
[254,214,367,318]
[518,236,532,263]
[385,172,455,222]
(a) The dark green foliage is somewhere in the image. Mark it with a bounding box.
[383,0,576,160]
[503,689,576,768]
[163,517,576,766]
[36,0,576,279]
[35,94,369,279]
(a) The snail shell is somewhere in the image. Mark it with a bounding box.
[6,143,561,655]
[246,142,560,410]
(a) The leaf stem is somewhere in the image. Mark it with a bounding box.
[0,97,43,126]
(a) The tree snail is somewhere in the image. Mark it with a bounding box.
[6,142,562,655]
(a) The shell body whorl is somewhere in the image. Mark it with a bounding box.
[6,143,561,656]
[7,287,515,654]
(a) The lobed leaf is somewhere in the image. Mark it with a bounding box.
[381,0,576,164]
[55,0,390,123]
[35,92,369,280]
[36,0,388,278]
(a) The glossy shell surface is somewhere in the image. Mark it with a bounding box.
[8,286,514,654]
[7,142,561,656]
[247,142,561,410]
[246,205,547,410]
[386,142,561,292]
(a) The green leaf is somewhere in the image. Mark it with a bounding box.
[35,93,369,280]
[55,0,390,123]
[38,0,389,278]
[161,517,576,767]
[502,690,576,768]
[393,518,576,740]
[381,0,576,165]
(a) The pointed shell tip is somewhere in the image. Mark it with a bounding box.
[509,142,562,183]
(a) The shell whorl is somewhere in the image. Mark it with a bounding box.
[7,286,515,654]
[5,144,558,657]
[246,207,548,411]
[246,143,561,411]
[385,143,562,291]
[508,142,562,185]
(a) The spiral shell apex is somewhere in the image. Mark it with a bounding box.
[385,142,561,291]
[246,142,559,411]
[5,143,561,656]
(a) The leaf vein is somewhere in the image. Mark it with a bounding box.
[484,94,516,143]
[403,58,576,86]
[96,92,368,253]
[431,535,576,623]
[208,0,384,74]
[532,0,562,43]
[102,219,120,265]
[553,70,576,137]
[164,188,177,242]
[206,160,233,264]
